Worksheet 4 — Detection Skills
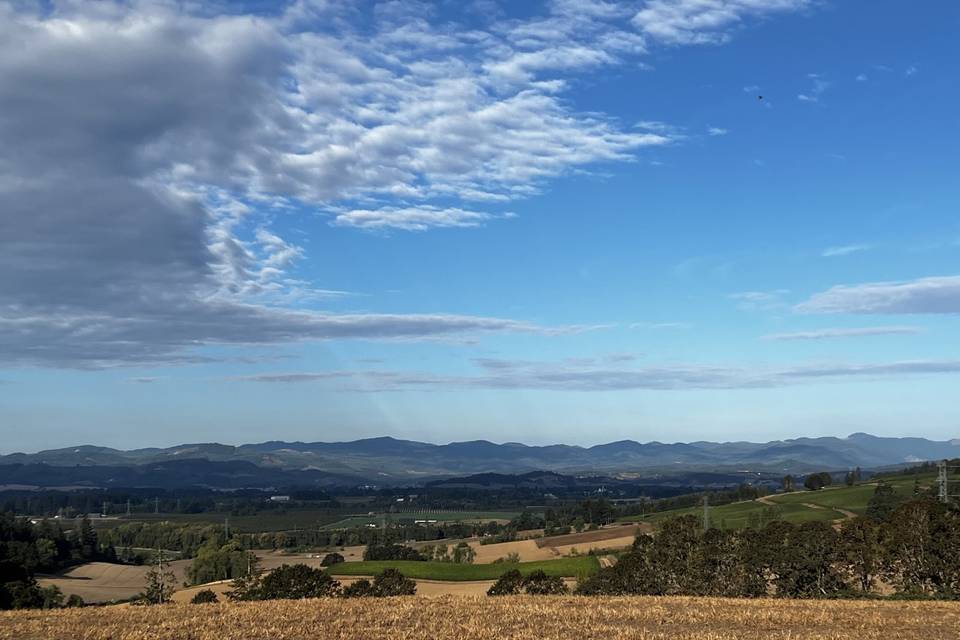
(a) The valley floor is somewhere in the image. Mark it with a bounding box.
[3,595,958,640]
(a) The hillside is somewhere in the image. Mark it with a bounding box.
[3,433,958,486]
[2,595,958,640]
[621,471,934,529]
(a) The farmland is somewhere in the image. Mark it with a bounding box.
[3,595,959,640]
[619,472,936,530]
[320,510,520,530]
[327,556,599,580]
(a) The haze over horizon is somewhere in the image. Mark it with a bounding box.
[2,1,959,452]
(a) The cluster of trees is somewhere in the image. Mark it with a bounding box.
[226,564,415,601]
[419,542,475,563]
[803,472,834,492]
[578,495,960,599]
[1,513,112,609]
[487,569,568,595]
[363,544,425,561]
[186,539,258,585]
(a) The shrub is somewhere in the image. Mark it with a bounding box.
[371,568,417,596]
[190,589,218,604]
[342,579,373,598]
[65,594,85,608]
[320,552,345,567]
[231,564,341,601]
[487,569,525,596]
[522,570,568,595]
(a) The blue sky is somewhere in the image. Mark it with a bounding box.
[1,0,959,452]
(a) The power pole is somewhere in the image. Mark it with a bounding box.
[224,516,230,539]
[126,499,131,516]
[157,547,164,604]
[939,460,949,504]
[154,497,159,514]
[702,494,711,530]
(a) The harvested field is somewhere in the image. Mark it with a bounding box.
[36,560,192,604]
[4,595,959,640]
[552,535,636,556]
[469,538,558,563]
[536,524,641,548]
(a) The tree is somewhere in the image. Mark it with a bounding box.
[837,518,883,594]
[65,594,85,608]
[522,570,568,595]
[139,561,176,605]
[187,539,257,585]
[243,564,341,600]
[782,475,795,492]
[451,542,475,564]
[487,569,525,595]
[370,568,416,596]
[865,484,901,522]
[803,472,831,491]
[342,579,373,597]
[190,589,218,604]
[363,544,424,561]
[320,552,344,567]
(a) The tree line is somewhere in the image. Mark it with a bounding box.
[578,494,960,599]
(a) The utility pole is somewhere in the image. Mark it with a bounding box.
[702,494,711,531]
[224,516,230,539]
[102,500,108,517]
[126,499,131,516]
[154,497,159,514]
[939,460,949,504]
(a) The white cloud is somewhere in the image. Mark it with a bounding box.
[707,126,729,136]
[332,206,510,231]
[0,0,816,368]
[730,289,790,310]
[632,0,810,45]
[822,244,870,257]
[905,65,918,76]
[761,326,924,341]
[797,276,960,314]
[856,73,868,82]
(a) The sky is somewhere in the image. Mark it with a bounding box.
[2,0,959,453]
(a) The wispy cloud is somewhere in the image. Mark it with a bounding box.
[331,207,513,232]
[822,244,870,257]
[707,126,729,136]
[761,326,924,341]
[632,0,811,46]
[798,72,830,103]
[729,289,790,311]
[797,275,960,314]
[630,321,693,330]
[235,356,960,392]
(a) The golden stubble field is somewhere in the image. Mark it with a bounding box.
[2,595,959,640]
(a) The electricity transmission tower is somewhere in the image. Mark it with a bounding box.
[937,460,960,504]
[702,494,711,530]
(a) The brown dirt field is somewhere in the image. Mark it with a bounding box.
[551,535,636,557]
[469,538,559,563]
[536,524,640,548]
[4,595,959,640]
[36,560,192,604]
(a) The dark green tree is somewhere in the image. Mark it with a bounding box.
[190,589,218,604]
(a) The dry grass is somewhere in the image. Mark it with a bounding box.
[534,523,644,548]
[3,595,959,640]
[36,560,193,604]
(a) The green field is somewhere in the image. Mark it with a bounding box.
[618,472,937,530]
[327,556,599,581]
[321,510,520,530]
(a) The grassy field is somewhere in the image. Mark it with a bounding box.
[327,556,598,580]
[321,510,520,530]
[619,472,937,529]
[4,595,959,640]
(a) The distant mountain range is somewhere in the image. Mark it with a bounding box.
[2,433,958,489]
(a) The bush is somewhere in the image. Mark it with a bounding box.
[230,564,341,601]
[190,589,218,604]
[341,579,373,598]
[371,568,417,596]
[522,570,568,595]
[65,594,85,608]
[320,552,345,567]
[487,569,525,596]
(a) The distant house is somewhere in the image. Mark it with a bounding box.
[269,495,291,502]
